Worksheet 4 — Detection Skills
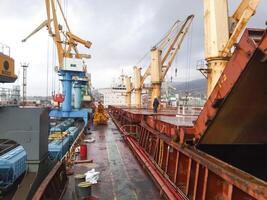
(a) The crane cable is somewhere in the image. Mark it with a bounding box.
[52,31,56,95]
[154,18,182,49]
[134,18,183,67]
[134,51,150,66]
[46,34,50,101]
[184,20,194,105]
[59,0,69,93]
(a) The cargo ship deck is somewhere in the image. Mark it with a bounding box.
[63,119,161,199]
[115,107,198,126]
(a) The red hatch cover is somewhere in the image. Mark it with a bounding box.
[194,28,267,145]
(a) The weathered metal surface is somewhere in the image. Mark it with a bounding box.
[111,116,184,200]
[109,106,196,144]
[157,115,197,127]
[194,28,267,144]
[0,107,49,172]
[32,161,68,200]
[109,105,267,200]
[0,139,19,156]
[62,120,160,200]
[11,172,37,200]
[27,123,85,200]
[122,107,178,116]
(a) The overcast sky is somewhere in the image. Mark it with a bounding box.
[0,0,266,96]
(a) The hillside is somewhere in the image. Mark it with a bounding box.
[167,78,207,97]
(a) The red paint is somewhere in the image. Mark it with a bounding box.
[53,93,64,103]
[193,28,267,140]
[109,88,267,200]
[80,144,87,160]
[111,115,183,200]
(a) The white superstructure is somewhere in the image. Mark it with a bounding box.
[98,73,134,107]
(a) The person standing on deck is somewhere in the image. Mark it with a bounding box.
[153,96,160,113]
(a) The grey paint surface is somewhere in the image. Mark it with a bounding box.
[0,107,49,166]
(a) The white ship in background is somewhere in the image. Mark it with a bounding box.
[97,72,135,107]
[96,71,207,109]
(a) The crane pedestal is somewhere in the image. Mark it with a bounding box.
[50,70,91,126]
[150,83,161,109]
[125,92,131,107]
[135,89,141,108]
[74,81,82,109]
[206,57,228,97]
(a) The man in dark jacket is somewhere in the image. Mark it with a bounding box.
[153,97,160,113]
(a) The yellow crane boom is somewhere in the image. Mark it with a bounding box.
[204,0,260,96]
[131,15,194,108]
[220,0,260,57]
[22,0,92,69]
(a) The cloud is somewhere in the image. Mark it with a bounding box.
[0,0,266,96]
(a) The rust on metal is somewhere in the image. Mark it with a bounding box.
[32,161,68,200]
[194,28,267,143]
[107,28,267,200]
[109,103,267,199]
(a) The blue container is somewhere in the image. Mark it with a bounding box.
[50,119,75,133]
[50,126,62,132]
[67,126,79,143]
[0,146,27,189]
[48,137,70,160]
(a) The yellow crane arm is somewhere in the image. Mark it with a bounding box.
[49,0,65,68]
[220,0,260,57]
[66,32,92,49]
[140,65,151,87]
[22,0,92,69]
[136,19,182,89]
[161,15,194,80]
[45,0,52,35]
[65,32,92,59]
[135,15,194,91]
[21,19,52,42]
[158,19,181,50]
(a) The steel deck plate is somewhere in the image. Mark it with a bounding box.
[63,120,160,199]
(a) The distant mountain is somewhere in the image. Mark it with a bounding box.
[169,78,207,96]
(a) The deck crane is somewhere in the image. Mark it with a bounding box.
[22,0,92,125]
[22,0,91,68]
[204,0,260,96]
[125,75,132,107]
[131,15,194,108]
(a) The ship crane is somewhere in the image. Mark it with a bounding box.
[130,15,194,108]
[22,0,91,69]
[22,0,92,125]
[204,0,260,96]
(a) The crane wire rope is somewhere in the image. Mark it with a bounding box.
[154,18,182,49]
[134,18,183,67]
[46,34,50,101]
[184,20,194,106]
[52,26,56,95]
[59,0,69,93]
